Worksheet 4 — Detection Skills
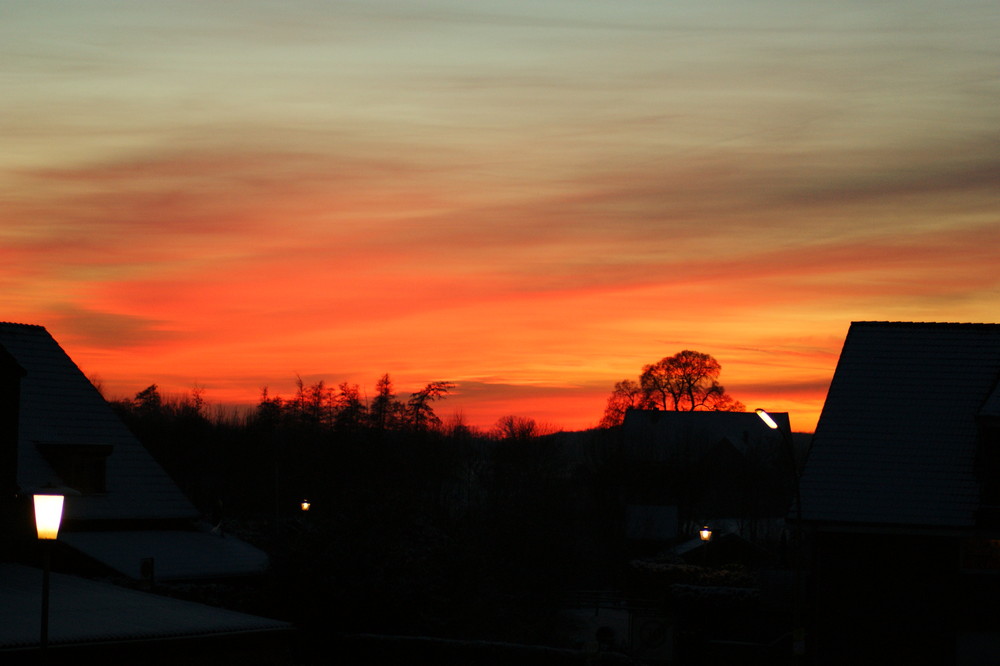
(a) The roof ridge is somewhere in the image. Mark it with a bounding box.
[0,321,48,330]
[852,321,1000,328]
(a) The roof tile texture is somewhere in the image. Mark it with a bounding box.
[0,322,197,521]
[800,322,1000,528]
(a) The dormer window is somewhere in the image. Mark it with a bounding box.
[35,442,113,495]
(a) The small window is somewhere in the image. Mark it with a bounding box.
[36,442,113,495]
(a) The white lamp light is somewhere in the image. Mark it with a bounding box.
[33,494,64,540]
[755,408,780,430]
[34,490,65,655]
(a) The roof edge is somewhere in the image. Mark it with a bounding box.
[850,321,1000,328]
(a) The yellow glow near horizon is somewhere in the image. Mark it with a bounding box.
[2,2,997,433]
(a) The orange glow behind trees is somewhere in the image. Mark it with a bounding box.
[4,3,998,434]
[599,350,746,428]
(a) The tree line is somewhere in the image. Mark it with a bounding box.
[103,350,758,646]
[253,374,456,434]
[107,374,602,645]
[114,348,743,437]
[115,373,553,441]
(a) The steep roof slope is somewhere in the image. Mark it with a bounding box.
[0,322,197,521]
[799,322,1000,529]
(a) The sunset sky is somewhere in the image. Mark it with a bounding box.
[3,1,998,432]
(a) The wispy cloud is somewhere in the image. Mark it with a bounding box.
[49,303,183,349]
[2,0,997,431]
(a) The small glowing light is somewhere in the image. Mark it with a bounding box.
[755,408,779,430]
[34,494,64,540]
[699,526,712,541]
[300,499,311,512]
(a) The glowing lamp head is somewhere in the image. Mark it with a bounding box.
[755,408,780,430]
[300,499,311,512]
[699,526,712,542]
[33,494,65,540]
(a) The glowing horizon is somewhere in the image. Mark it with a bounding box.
[3,2,998,434]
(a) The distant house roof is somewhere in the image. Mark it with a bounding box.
[0,322,198,521]
[799,321,1000,529]
[622,409,791,462]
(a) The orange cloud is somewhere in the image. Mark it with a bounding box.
[4,1,998,433]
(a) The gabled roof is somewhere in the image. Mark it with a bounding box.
[622,409,791,461]
[0,322,197,521]
[799,321,1000,529]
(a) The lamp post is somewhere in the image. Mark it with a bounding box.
[300,499,311,512]
[699,525,712,542]
[33,492,64,660]
[754,409,803,526]
[756,408,805,661]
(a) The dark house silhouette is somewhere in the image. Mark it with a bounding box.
[0,322,288,660]
[799,321,1000,665]
[620,409,794,545]
[1,322,267,579]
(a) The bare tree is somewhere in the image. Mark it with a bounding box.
[640,350,727,411]
[492,415,554,441]
[600,350,745,427]
[598,379,644,428]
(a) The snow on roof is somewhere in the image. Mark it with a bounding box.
[61,529,269,581]
[0,563,289,650]
[799,321,1000,529]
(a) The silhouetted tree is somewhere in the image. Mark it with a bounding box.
[405,381,454,432]
[598,379,644,428]
[369,373,403,432]
[601,350,745,427]
[255,386,284,428]
[492,414,545,441]
[186,386,206,417]
[133,383,163,417]
[333,381,367,432]
[641,350,720,410]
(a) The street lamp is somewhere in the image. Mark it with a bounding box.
[699,525,713,542]
[300,499,311,512]
[33,491,65,659]
[756,408,806,660]
[33,494,64,540]
[755,408,802,520]
[754,408,780,430]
